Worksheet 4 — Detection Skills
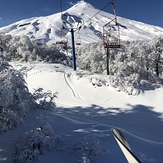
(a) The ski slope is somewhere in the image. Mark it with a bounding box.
[0,61,163,162]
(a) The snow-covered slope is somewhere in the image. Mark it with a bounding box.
[0,61,162,163]
[0,1,163,45]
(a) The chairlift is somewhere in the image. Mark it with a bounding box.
[56,24,69,49]
[56,37,68,44]
[76,34,81,45]
[76,23,82,45]
[103,2,120,48]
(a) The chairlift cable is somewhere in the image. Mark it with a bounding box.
[58,0,114,33]
[60,0,65,30]
[58,0,116,46]
[57,0,69,48]
[69,1,114,33]
[81,0,114,27]
[60,0,63,18]
[50,1,63,34]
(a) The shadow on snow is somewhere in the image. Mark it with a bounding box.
[52,104,163,162]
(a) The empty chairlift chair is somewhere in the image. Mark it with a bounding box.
[103,2,120,49]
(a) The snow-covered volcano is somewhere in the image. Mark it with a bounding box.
[0,1,163,45]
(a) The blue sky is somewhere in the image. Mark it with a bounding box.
[0,0,163,28]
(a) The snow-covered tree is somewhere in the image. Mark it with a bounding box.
[76,37,163,93]
[0,59,37,133]
[13,115,61,163]
[0,34,71,65]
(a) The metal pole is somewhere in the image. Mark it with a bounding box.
[71,28,76,71]
[107,48,110,75]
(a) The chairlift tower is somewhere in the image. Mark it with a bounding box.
[103,2,120,75]
[58,12,82,71]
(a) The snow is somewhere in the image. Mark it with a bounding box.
[0,1,163,46]
[0,1,163,162]
[0,61,163,162]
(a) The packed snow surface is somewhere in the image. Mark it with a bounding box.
[0,61,163,163]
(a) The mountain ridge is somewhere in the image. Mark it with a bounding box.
[0,1,163,45]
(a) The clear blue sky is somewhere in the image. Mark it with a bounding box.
[0,0,163,28]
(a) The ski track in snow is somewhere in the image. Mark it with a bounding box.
[64,72,83,101]
[56,112,163,145]
[55,97,89,108]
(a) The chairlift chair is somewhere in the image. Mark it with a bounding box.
[75,31,81,46]
[76,40,81,46]
[103,2,120,49]
[103,22,120,48]
[56,23,69,49]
